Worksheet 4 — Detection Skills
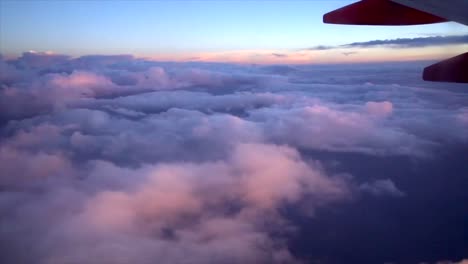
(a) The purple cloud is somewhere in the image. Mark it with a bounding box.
[0,53,467,263]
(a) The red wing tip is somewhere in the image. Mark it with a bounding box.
[323,0,446,26]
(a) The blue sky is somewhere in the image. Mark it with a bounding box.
[1,0,467,62]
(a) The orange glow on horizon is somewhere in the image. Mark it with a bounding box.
[141,44,468,64]
[5,45,467,65]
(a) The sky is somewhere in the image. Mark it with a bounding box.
[1,0,468,63]
[1,1,468,263]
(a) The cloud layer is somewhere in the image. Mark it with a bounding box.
[1,52,467,263]
[306,34,468,50]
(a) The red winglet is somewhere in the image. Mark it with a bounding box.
[323,0,447,26]
[423,53,468,83]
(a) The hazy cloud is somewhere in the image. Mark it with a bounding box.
[342,51,358,56]
[305,34,468,51]
[306,45,334,51]
[344,34,468,49]
[271,53,288,58]
[359,179,405,197]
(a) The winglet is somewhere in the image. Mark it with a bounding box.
[423,53,468,83]
[323,0,447,26]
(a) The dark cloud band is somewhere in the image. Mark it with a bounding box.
[306,34,468,50]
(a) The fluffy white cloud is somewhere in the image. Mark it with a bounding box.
[1,53,467,263]
[0,143,349,264]
[249,103,431,156]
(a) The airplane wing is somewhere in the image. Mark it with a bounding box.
[323,0,468,83]
[391,0,468,26]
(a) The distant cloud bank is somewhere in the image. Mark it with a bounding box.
[306,34,468,50]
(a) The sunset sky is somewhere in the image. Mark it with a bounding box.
[1,0,468,63]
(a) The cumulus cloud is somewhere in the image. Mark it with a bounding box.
[0,53,467,263]
[14,51,70,68]
[249,102,434,156]
[359,179,405,197]
[0,142,349,263]
[0,56,23,85]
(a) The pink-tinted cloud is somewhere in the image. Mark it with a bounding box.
[365,101,393,117]
[0,143,348,263]
[1,53,467,264]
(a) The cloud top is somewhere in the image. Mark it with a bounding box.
[0,53,467,263]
